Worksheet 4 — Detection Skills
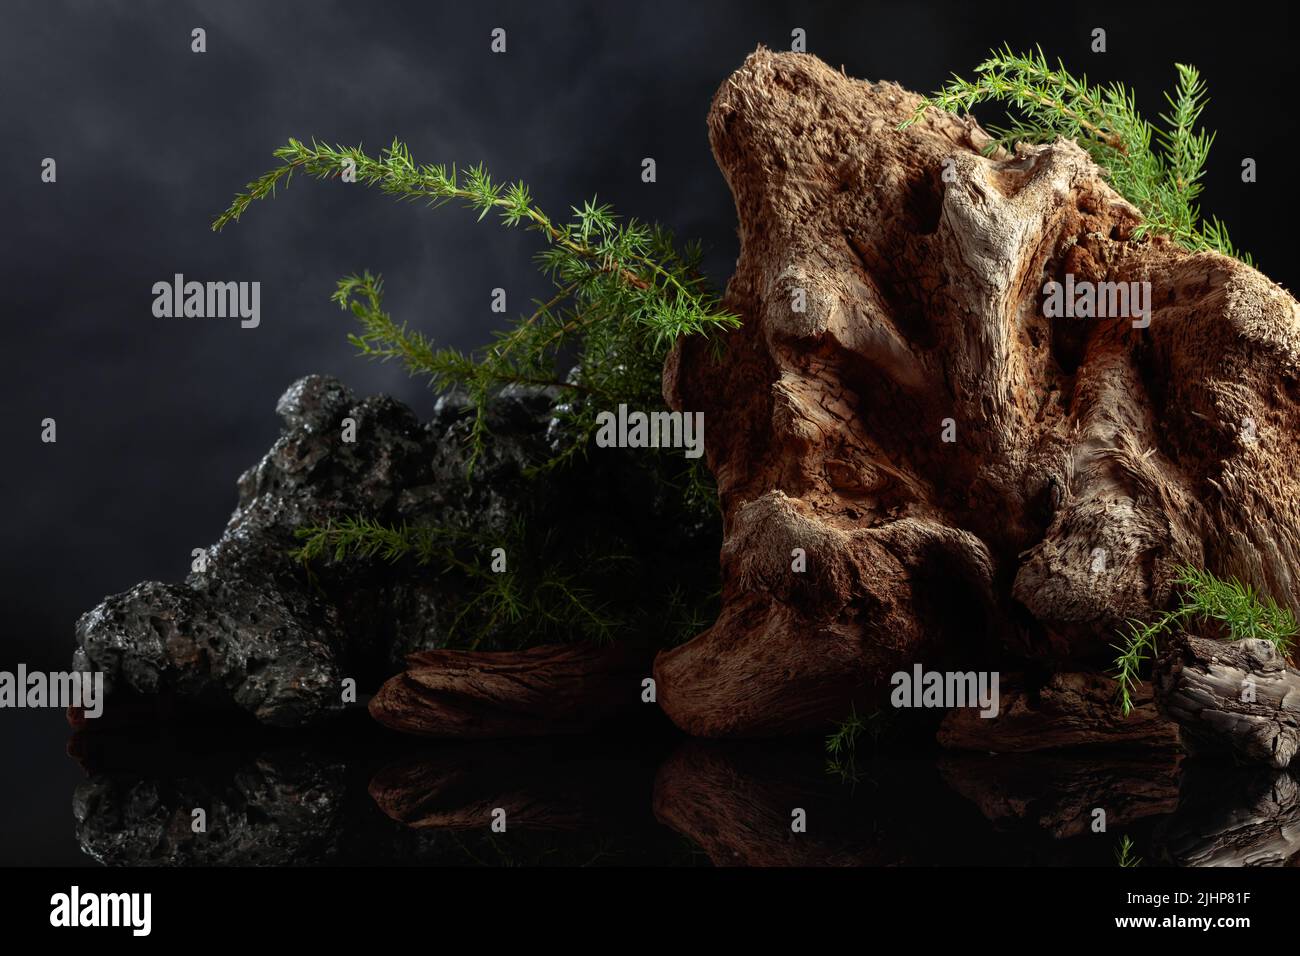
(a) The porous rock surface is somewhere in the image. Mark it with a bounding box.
[72,375,554,727]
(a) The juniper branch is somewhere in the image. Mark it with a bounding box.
[903,46,1253,265]
[293,517,618,647]
[1111,565,1296,715]
[214,139,740,470]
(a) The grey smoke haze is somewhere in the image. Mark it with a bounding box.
[0,0,1293,867]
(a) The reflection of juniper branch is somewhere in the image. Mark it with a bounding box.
[446,830,493,868]
[1114,835,1141,867]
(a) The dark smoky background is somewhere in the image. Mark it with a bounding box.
[0,0,1293,863]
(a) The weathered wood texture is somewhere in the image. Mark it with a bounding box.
[1154,635,1300,768]
[938,672,1178,752]
[655,48,1300,736]
[369,643,649,738]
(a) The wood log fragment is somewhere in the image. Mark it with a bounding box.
[938,672,1177,752]
[368,643,651,738]
[1153,635,1300,768]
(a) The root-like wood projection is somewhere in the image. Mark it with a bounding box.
[369,644,649,738]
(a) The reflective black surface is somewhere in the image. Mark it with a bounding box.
[49,709,1300,867]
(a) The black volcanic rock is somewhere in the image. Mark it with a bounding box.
[72,375,559,728]
[72,374,722,729]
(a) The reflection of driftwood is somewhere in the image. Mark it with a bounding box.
[370,748,586,831]
[369,643,651,738]
[938,752,1181,839]
[1153,761,1300,866]
[1154,636,1300,768]
[653,743,861,866]
[652,740,1008,866]
[938,673,1177,752]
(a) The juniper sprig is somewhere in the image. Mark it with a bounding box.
[1111,565,1296,715]
[902,46,1252,265]
[1114,835,1142,868]
[824,704,899,783]
[825,704,868,782]
[215,138,739,471]
[292,516,618,647]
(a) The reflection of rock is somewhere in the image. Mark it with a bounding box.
[1153,761,1300,866]
[938,752,1181,839]
[70,727,690,866]
[652,740,1010,865]
[938,673,1177,752]
[74,750,349,866]
[66,715,436,866]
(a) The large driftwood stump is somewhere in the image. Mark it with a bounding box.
[655,49,1300,736]
[1154,635,1300,767]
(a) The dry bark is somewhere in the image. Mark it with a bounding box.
[1153,635,1300,767]
[655,48,1300,736]
[938,672,1177,752]
[368,643,649,738]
